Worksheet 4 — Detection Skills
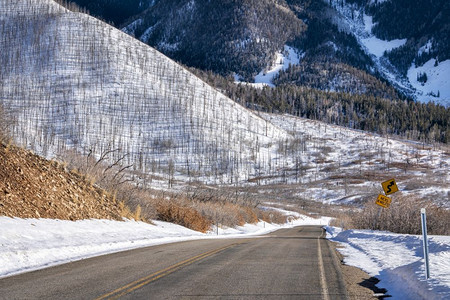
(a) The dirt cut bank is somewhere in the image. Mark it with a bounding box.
[0,142,125,220]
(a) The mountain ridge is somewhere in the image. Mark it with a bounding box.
[70,0,450,108]
[122,0,305,80]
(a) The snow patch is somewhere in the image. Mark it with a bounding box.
[330,1,449,107]
[362,36,407,59]
[407,59,450,106]
[418,40,433,56]
[361,14,406,58]
[237,45,302,88]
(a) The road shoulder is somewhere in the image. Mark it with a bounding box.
[330,241,387,299]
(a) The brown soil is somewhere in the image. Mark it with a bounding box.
[0,142,123,220]
[330,241,390,299]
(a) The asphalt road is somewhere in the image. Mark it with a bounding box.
[0,226,347,299]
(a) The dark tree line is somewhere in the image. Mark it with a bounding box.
[273,56,398,99]
[287,0,374,73]
[71,0,154,26]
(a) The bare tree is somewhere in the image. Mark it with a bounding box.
[0,104,13,144]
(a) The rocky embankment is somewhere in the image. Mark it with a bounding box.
[0,143,123,220]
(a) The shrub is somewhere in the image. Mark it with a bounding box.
[156,201,212,233]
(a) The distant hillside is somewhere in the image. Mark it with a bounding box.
[71,0,449,107]
[328,0,450,105]
[0,0,289,185]
[0,142,123,220]
[364,0,449,72]
[122,0,305,80]
[69,0,155,26]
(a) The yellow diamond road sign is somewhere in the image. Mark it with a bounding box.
[381,178,398,195]
[376,194,392,208]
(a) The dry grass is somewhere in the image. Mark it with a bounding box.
[332,195,449,235]
[59,149,285,231]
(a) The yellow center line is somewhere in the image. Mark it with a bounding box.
[95,243,240,300]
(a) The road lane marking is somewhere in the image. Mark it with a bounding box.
[95,243,239,300]
[317,229,330,300]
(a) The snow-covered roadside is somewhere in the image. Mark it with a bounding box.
[326,227,450,299]
[0,214,329,279]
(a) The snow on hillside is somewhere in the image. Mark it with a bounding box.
[0,0,447,205]
[329,0,450,107]
[0,213,330,279]
[259,113,449,206]
[408,59,450,107]
[236,45,302,88]
[361,14,407,58]
[0,0,289,185]
[327,227,450,299]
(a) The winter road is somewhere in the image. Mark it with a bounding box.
[0,226,347,299]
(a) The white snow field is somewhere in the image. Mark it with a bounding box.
[0,213,330,279]
[327,227,450,299]
[260,113,450,207]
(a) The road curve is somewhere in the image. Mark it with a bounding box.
[0,226,347,299]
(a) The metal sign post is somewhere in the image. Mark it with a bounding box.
[420,208,430,279]
[374,178,398,229]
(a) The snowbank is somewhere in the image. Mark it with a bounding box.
[327,227,450,299]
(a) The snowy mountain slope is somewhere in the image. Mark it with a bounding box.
[408,58,450,107]
[0,0,289,184]
[328,0,450,106]
[0,0,447,205]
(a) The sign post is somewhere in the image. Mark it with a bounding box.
[421,208,430,279]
